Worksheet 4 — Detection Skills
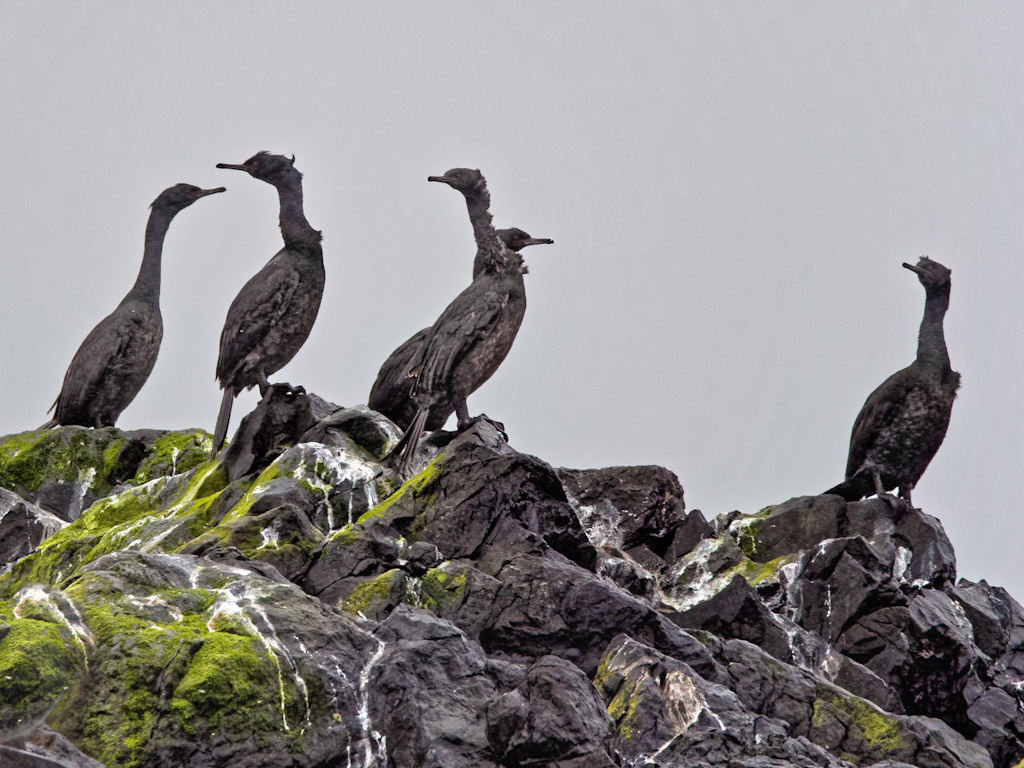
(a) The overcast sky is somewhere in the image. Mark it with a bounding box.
[1,4,1021,597]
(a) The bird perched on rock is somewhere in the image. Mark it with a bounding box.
[386,169,537,474]
[368,227,553,431]
[42,184,225,428]
[212,152,324,452]
[826,257,959,507]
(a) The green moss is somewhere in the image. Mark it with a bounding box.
[726,553,795,587]
[417,567,468,612]
[357,455,443,525]
[133,431,213,484]
[170,633,280,734]
[810,685,909,759]
[328,525,358,545]
[220,464,285,524]
[342,569,403,616]
[0,619,85,731]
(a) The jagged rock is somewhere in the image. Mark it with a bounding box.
[368,606,498,767]
[475,551,724,682]
[0,417,1019,768]
[219,383,316,481]
[0,725,105,768]
[361,421,596,569]
[952,579,1015,658]
[735,495,843,563]
[670,574,792,661]
[487,654,616,767]
[558,464,687,559]
[0,490,65,570]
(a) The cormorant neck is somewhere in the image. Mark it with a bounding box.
[129,205,175,305]
[465,186,518,275]
[275,174,321,252]
[916,288,951,371]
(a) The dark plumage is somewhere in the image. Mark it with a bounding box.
[43,184,225,428]
[826,257,960,506]
[386,169,534,474]
[212,153,324,452]
[368,227,553,431]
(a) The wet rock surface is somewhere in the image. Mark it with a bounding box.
[0,400,1020,767]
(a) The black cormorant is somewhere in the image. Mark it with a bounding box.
[386,169,536,474]
[368,227,553,431]
[826,257,960,506]
[212,152,324,452]
[43,184,225,428]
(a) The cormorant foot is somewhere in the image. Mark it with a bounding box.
[879,491,913,518]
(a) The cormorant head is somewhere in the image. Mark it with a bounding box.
[217,152,301,186]
[903,256,952,295]
[427,168,487,195]
[151,183,226,212]
[497,228,555,252]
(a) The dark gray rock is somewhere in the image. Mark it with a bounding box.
[740,495,843,563]
[952,579,1015,659]
[476,552,723,682]
[0,490,64,570]
[670,574,792,662]
[558,464,687,559]
[487,655,615,767]
[368,606,498,768]
[219,383,316,481]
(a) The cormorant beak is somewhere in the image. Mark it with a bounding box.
[197,187,227,198]
[902,262,925,276]
[217,163,252,173]
[520,238,554,248]
[427,175,455,185]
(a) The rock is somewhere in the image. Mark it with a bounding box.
[0,490,65,571]
[0,725,105,768]
[219,383,316,481]
[670,574,792,662]
[368,606,498,767]
[735,495,843,563]
[488,655,616,767]
[0,427,211,521]
[558,464,687,558]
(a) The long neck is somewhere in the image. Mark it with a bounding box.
[916,288,951,371]
[129,205,175,305]
[275,175,320,252]
[466,186,516,276]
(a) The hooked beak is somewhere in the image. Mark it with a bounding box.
[520,237,554,248]
[902,262,924,276]
[217,162,251,173]
[197,187,227,198]
[428,175,454,184]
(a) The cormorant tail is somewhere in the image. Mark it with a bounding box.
[213,388,235,454]
[38,419,59,430]
[384,407,430,477]
[824,473,873,502]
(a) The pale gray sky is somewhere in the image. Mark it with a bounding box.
[1,4,1021,595]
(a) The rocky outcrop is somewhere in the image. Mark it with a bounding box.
[0,401,1020,767]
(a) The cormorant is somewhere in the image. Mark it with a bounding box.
[212,152,324,452]
[386,169,534,474]
[368,227,553,431]
[42,184,225,428]
[826,257,960,506]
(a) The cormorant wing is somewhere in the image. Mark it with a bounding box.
[369,327,429,407]
[413,282,510,397]
[216,249,301,383]
[54,305,162,421]
[844,366,914,479]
